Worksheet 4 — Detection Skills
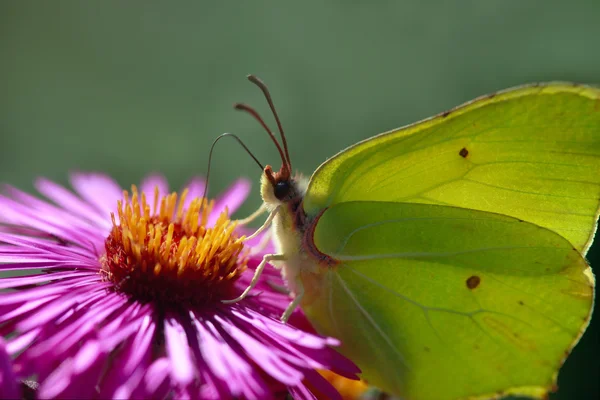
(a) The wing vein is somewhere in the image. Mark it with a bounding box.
[334,272,413,372]
[334,246,556,261]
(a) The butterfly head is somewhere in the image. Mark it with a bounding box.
[260,163,305,208]
[235,75,302,208]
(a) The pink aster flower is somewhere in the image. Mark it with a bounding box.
[0,173,359,399]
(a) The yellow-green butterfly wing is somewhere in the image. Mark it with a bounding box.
[302,201,593,400]
[297,83,599,399]
[303,83,600,253]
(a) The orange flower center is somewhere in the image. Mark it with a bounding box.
[100,186,247,307]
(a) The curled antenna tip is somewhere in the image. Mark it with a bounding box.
[237,75,292,173]
[247,75,269,90]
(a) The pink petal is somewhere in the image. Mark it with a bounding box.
[6,329,40,355]
[140,174,169,213]
[299,369,343,400]
[104,314,154,373]
[97,313,154,398]
[0,232,97,262]
[215,315,304,385]
[165,317,194,385]
[182,177,206,203]
[0,297,58,326]
[0,338,18,399]
[69,172,123,216]
[15,281,109,332]
[27,294,125,358]
[191,314,268,399]
[288,383,317,400]
[0,271,83,290]
[112,368,145,400]
[35,178,110,228]
[139,358,171,398]
[38,340,106,399]
[73,340,102,374]
[0,194,102,245]
[37,357,73,398]
[208,178,251,225]
[0,276,95,305]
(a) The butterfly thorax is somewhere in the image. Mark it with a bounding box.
[260,172,332,297]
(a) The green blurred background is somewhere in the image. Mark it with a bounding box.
[1,1,598,399]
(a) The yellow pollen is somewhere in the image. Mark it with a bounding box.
[101,185,247,306]
[314,370,369,400]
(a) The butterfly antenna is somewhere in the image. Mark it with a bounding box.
[246,75,292,171]
[203,133,264,199]
[234,102,290,177]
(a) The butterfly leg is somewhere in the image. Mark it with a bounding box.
[281,279,304,323]
[267,280,290,295]
[244,206,279,242]
[221,253,286,304]
[250,229,272,255]
[235,203,267,225]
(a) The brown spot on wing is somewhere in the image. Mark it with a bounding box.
[441,110,451,117]
[459,147,469,158]
[466,275,480,289]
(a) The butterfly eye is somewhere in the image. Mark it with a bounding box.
[274,181,291,200]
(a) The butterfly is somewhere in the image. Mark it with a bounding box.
[225,76,598,400]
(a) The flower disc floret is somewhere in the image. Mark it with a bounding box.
[101,186,247,306]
